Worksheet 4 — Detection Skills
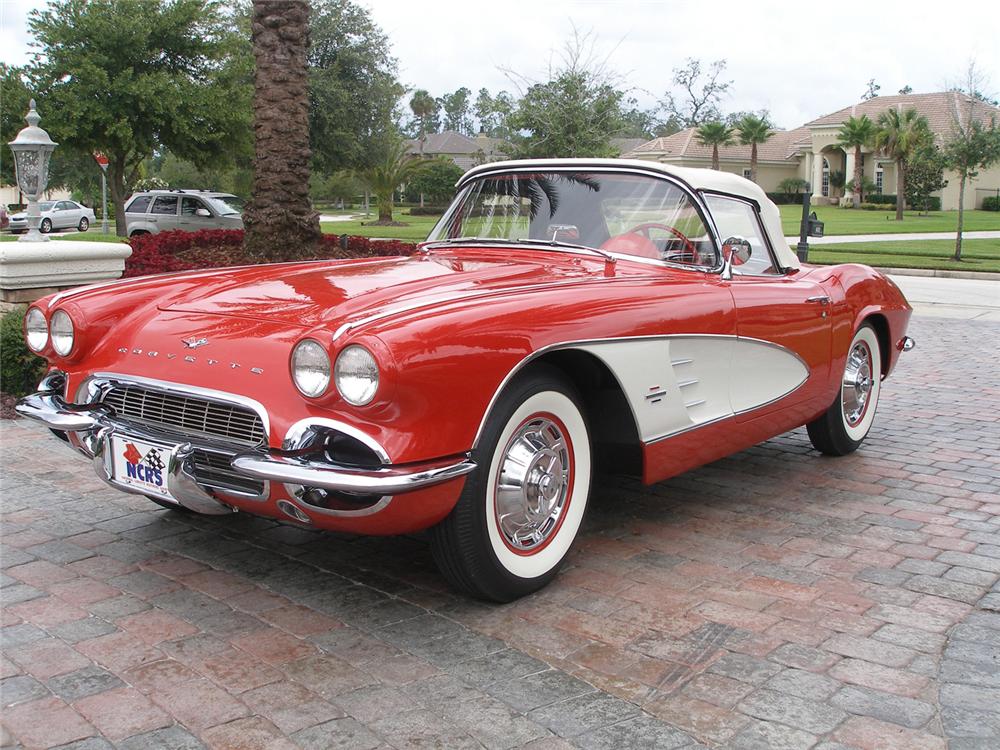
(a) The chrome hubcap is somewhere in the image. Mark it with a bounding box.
[842,342,873,426]
[495,417,571,551]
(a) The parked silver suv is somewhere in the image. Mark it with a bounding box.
[124,189,244,236]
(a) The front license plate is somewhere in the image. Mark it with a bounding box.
[110,436,175,501]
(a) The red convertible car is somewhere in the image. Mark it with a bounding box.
[18,159,913,601]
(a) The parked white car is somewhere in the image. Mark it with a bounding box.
[8,200,97,234]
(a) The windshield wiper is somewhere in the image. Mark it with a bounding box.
[423,236,615,265]
[514,238,616,265]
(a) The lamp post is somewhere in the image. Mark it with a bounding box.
[8,99,58,243]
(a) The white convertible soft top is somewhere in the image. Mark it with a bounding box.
[459,158,800,270]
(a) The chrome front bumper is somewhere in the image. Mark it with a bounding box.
[16,377,476,516]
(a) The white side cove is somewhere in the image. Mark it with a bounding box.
[577,335,809,443]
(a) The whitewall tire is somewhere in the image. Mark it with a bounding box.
[431,366,591,601]
[807,323,882,456]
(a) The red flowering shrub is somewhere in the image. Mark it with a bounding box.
[124,230,417,278]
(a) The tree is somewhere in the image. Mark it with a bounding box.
[904,144,948,214]
[0,65,33,189]
[409,89,438,154]
[474,88,515,138]
[355,139,431,223]
[440,88,474,134]
[309,0,403,174]
[943,63,1000,260]
[898,85,913,95]
[242,0,321,259]
[777,178,809,200]
[862,79,881,100]
[837,115,876,207]
[695,122,733,170]
[873,107,931,220]
[26,0,251,235]
[661,58,732,128]
[735,114,772,183]
[406,160,464,205]
[505,31,629,159]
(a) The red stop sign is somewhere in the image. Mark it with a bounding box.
[94,153,109,169]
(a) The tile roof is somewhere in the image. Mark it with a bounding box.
[802,91,1000,139]
[406,130,506,156]
[627,126,811,163]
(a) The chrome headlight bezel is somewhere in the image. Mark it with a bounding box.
[334,345,380,406]
[291,339,331,398]
[25,307,49,352]
[50,309,75,356]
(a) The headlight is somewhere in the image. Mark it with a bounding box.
[335,345,379,406]
[291,339,331,397]
[25,307,48,352]
[50,310,75,356]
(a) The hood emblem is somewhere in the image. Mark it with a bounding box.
[181,336,209,349]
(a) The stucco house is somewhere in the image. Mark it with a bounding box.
[405,130,507,170]
[625,92,1000,210]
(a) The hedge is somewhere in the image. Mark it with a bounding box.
[1,307,47,401]
[984,196,1000,211]
[124,230,417,278]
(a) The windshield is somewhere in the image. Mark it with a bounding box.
[428,171,718,266]
[205,195,243,215]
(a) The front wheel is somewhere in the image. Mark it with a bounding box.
[807,323,882,456]
[431,367,591,602]
[78,217,89,232]
[40,218,52,233]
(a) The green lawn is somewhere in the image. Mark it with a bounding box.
[320,213,440,242]
[1,229,125,243]
[779,205,1000,236]
[808,239,1000,273]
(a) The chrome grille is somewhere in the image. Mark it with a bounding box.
[191,448,266,497]
[101,384,266,448]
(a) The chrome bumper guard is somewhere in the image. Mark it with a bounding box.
[15,381,476,513]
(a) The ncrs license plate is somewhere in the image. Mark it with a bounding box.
[110,435,176,501]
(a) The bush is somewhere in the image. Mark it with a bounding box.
[405,206,447,216]
[766,192,804,205]
[859,203,896,211]
[124,230,417,278]
[866,193,897,206]
[0,308,47,401]
[983,196,1000,211]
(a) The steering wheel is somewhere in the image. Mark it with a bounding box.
[628,222,698,263]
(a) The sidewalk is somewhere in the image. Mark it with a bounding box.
[784,230,1000,245]
[889,274,1000,321]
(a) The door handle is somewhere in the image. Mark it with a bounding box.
[806,295,830,305]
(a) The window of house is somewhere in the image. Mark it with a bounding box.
[875,166,884,193]
[151,196,178,215]
[703,194,778,276]
[743,168,753,181]
[821,158,830,197]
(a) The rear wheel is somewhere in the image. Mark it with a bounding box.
[431,367,591,602]
[40,218,52,233]
[78,217,89,232]
[807,323,882,456]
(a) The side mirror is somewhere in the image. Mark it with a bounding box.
[721,236,752,280]
[195,208,212,218]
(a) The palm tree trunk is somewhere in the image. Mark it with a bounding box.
[712,145,719,170]
[896,159,906,221]
[418,132,425,208]
[852,145,863,208]
[954,174,966,261]
[750,144,758,183]
[243,0,322,262]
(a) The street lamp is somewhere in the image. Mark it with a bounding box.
[8,99,58,243]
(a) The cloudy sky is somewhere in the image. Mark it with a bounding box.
[3,0,999,130]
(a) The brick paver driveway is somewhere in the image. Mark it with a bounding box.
[2,315,999,750]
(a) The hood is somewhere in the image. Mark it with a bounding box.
[159,249,613,330]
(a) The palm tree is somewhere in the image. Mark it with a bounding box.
[357,139,431,223]
[695,122,733,170]
[409,89,437,208]
[735,115,772,183]
[837,115,876,208]
[873,107,931,221]
[243,0,321,261]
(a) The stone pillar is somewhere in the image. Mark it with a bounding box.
[844,152,855,192]
[811,151,824,199]
[0,240,132,305]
